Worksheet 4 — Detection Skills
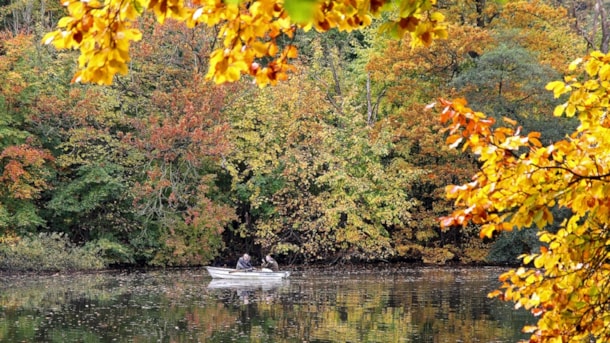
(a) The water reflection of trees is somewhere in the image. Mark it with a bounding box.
[0,268,530,342]
[200,269,530,342]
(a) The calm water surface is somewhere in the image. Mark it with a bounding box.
[0,267,531,342]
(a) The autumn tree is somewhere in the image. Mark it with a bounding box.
[110,19,240,266]
[447,1,585,139]
[9,42,152,265]
[361,23,492,263]
[0,33,55,233]
[367,22,492,109]
[224,31,429,262]
[38,88,144,247]
[129,77,237,266]
[439,51,610,342]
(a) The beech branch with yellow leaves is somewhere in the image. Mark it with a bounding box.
[439,51,610,342]
[43,0,447,85]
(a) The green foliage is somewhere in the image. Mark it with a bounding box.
[486,207,570,264]
[0,233,105,271]
[0,32,146,261]
[47,163,126,213]
[0,106,28,150]
[38,95,144,242]
[0,201,45,232]
[84,237,135,265]
[486,229,539,265]
[451,43,559,120]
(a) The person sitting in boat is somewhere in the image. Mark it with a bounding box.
[236,253,253,270]
[261,254,279,271]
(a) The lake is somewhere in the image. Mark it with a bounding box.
[0,267,531,342]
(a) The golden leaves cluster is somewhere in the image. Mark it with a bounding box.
[43,0,446,85]
[439,51,610,342]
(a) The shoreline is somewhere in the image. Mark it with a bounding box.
[0,260,519,277]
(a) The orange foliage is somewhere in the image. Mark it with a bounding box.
[0,145,54,200]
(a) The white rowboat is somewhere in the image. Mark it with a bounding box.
[205,266,290,280]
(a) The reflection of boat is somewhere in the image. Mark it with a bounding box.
[207,278,289,291]
[205,266,290,280]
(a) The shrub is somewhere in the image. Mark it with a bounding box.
[421,247,455,265]
[84,238,135,266]
[0,232,106,271]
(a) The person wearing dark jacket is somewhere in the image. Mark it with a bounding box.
[236,253,253,270]
[261,254,279,271]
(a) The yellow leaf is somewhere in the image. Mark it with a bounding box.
[502,116,517,126]
[225,66,241,82]
[42,32,57,46]
[250,41,268,56]
[286,45,298,59]
[430,11,445,22]
[585,58,600,77]
[57,16,74,28]
[523,254,535,265]
[122,28,143,41]
[268,43,279,56]
[600,63,610,81]
[488,290,503,298]
[479,225,495,239]
[565,103,576,117]
[545,80,564,96]
[109,59,128,75]
[568,57,583,71]
[90,52,107,68]
[553,104,565,117]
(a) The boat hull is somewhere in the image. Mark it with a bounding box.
[205,266,290,279]
[207,279,289,291]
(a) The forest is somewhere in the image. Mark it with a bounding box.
[0,0,606,271]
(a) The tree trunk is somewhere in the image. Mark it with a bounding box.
[597,0,609,53]
[475,0,486,27]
